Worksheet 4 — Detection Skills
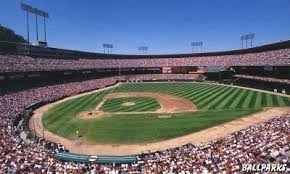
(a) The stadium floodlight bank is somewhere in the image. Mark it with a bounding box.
[241,33,255,49]
[191,41,203,53]
[21,2,49,43]
[102,43,114,54]
[138,46,149,54]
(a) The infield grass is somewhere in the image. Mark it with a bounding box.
[43,82,290,144]
[100,97,160,112]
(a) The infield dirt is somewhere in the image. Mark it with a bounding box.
[79,92,197,120]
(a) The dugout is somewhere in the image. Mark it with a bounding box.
[55,152,137,164]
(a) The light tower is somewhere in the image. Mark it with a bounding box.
[191,42,203,53]
[137,46,149,55]
[21,2,49,43]
[102,43,114,54]
[240,33,255,49]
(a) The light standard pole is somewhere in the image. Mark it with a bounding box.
[138,46,148,55]
[21,3,49,43]
[240,33,255,49]
[191,42,203,53]
[35,13,38,41]
[26,11,30,42]
[103,43,114,54]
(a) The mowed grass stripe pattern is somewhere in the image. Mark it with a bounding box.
[43,90,109,138]
[114,83,290,110]
[100,97,160,112]
[43,82,290,144]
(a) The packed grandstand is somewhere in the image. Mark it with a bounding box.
[0,37,290,173]
[1,44,290,72]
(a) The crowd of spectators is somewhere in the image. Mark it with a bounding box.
[0,74,289,173]
[0,75,125,173]
[136,114,290,173]
[234,74,290,85]
[1,48,290,72]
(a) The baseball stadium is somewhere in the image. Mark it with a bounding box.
[0,0,290,173]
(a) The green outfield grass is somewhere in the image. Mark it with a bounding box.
[100,97,160,112]
[43,82,290,144]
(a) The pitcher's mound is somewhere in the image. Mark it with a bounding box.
[122,102,136,106]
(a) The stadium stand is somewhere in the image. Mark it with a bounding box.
[234,74,290,85]
[0,48,290,72]
[0,40,290,173]
[0,74,289,173]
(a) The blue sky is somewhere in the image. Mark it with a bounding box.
[1,0,290,54]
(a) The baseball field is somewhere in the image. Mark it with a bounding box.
[42,82,290,144]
